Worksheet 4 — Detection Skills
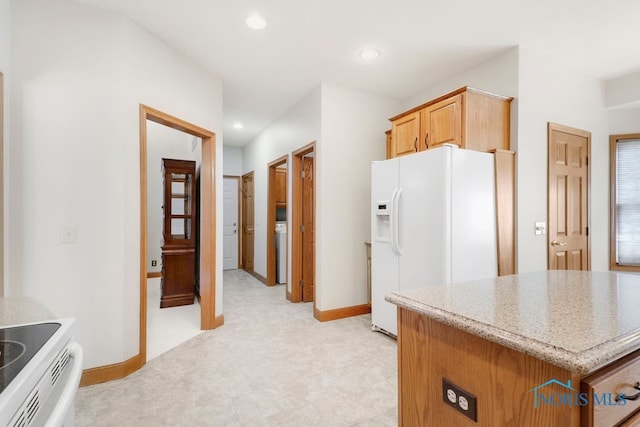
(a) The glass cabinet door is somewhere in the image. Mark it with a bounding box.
[160,158,197,308]
[169,172,192,240]
[162,159,197,245]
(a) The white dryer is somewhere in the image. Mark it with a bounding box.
[275,222,287,284]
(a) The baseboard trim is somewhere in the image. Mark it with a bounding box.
[80,354,142,387]
[146,271,162,279]
[213,314,224,328]
[313,304,371,322]
[248,270,267,285]
[80,314,224,387]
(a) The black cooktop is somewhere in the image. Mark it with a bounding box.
[0,323,60,394]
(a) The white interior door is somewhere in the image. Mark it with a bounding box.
[223,177,239,270]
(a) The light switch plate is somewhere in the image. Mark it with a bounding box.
[61,227,77,243]
[535,221,546,235]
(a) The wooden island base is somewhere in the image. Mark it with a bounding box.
[398,308,583,426]
[391,272,640,427]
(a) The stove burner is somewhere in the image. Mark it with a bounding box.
[0,340,27,370]
[0,322,60,394]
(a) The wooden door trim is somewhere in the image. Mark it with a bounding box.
[223,175,241,270]
[267,155,288,286]
[609,134,640,271]
[241,171,255,273]
[547,122,591,270]
[291,142,315,304]
[139,104,219,365]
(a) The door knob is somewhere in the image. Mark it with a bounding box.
[550,240,567,247]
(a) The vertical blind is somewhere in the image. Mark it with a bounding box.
[616,138,640,265]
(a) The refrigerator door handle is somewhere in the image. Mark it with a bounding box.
[393,188,403,256]
[390,188,398,255]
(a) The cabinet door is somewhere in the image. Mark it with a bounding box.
[391,111,420,158]
[275,169,287,205]
[163,161,196,245]
[423,94,462,148]
[385,130,392,159]
[581,349,640,426]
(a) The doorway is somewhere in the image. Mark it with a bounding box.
[291,143,315,304]
[140,105,219,365]
[241,172,255,272]
[547,122,591,270]
[223,176,240,270]
[267,156,288,286]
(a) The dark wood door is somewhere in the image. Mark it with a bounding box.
[242,172,254,272]
[302,157,314,302]
[547,123,590,270]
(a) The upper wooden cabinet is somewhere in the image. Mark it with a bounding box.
[385,129,392,159]
[422,94,462,148]
[275,168,287,207]
[388,87,512,158]
[390,111,421,157]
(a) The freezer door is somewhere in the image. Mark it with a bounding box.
[397,147,452,295]
[371,158,399,335]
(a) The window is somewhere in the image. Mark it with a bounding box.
[610,134,640,270]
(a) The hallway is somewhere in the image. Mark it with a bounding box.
[76,269,398,426]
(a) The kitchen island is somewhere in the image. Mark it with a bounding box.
[386,270,640,426]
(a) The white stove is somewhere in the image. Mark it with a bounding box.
[0,318,83,427]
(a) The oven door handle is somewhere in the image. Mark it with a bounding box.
[45,342,84,427]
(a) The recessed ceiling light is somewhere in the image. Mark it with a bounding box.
[233,122,244,130]
[360,49,380,60]
[246,14,266,30]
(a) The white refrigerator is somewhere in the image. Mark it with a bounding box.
[371,145,498,336]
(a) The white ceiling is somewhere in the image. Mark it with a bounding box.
[75,0,640,146]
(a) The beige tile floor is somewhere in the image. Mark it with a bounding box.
[146,277,202,361]
[75,269,398,426]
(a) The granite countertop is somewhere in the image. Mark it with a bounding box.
[0,297,55,327]
[386,270,640,375]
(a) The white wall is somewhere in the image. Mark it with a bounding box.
[606,73,640,135]
[605,71,640,109]
[223,146,243,176]
[146,121,200,274]
[609,109,640,134]
[9,0,223,369]
[316,83,400,310]
[403,48,520,110]
[242,86,321,287]
[0,0,9,296]
[402,47,520,162]
[0,0,8,72]
[517,46,609,273]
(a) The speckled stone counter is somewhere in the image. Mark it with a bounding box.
[0,297,55,327]
[386,270,640,375]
